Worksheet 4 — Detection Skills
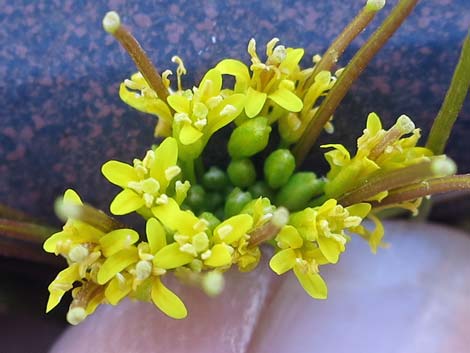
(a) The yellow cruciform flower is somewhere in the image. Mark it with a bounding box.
[322,113,433,200]
[216,38,304,120]
[166,68,245,161]
[102,137,190,215]
[119,71,174,136]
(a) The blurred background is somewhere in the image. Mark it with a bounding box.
[0,0,469,352]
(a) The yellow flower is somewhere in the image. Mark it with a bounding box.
[216,38,304,119]
[289,199,371,263]
[269,225,328,299]
[43,189,146,322]
[322,113,433,200]
[102,217,188,319]
[167,68,245,160]
[119,72,173,136]
[102,137,190,215]
[279,70,336,144]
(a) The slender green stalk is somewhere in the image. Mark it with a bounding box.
[425,32,470,155]
[338,157,454,207]
[55,202,126,233]
[293,0,419,165]
[0,219,56,242]
[371,174,470,207]
[103,12,169,102]
[305,0,385,88]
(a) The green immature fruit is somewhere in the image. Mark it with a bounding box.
[227,159,257,188]
[228,117,272,158]
[202,167,228,191]
[224,188,253,218]
[264,149,296,188]
[275,172,325,211]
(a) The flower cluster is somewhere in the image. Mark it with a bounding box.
[44,6,465,324]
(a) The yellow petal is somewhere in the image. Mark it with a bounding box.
[97,247,139,285]
[215,59,251,84]
[179,123,204,145]
[150,137,178,190]
[46,264,80,312]
[269,248,296,275]
[213,214,253,244]
[269,87,303,112]
[279,48,304,73]
[275,225,303,249]
[293,267,327,299]
[206,93,245,135]
[317,236,341,264]
[153,243,193,269]
[345,203,371,219]
[146,218,167,253]
[102,161,139,188]
[204,244,232,267]
[110,189,144,215]
[199,68,222,98]
[63,189,83,205]
[245,87,267,118]
[99,229,140,257]
[151,277,187,319]
[167,94,191,113]
[152,198,198,235]
[366,112,382,133]
[105,274,132,305]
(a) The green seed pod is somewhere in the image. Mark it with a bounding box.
[248,181,275,200]
[228,117,272,158]
[264,149,296,189]
[224,187,253,218]
[199,212,221,231]
[202,167,229,191]
[275,172,325,211]
[185,184,206,212]
[227,159,257,188]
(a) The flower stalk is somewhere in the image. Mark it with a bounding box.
[425,31,470,155]
[293,0,419,165]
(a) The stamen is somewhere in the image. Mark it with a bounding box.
[217,225,233,240]
[135,260,152,280]
[248,208,290,247]
[102,11,169,102]
[68,245,89,263]
[165,166,182,181]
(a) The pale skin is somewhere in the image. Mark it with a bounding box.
[50,221,470,353]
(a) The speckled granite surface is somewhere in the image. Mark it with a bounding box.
[1,0,469,223]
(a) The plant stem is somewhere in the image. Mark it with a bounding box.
[104,12,169,102]
[55,202,126,233]
[338,158,453,207]
[305,0,384,88]
[425,32,470,155]
[371,174,470,207]
[293,0,419,166]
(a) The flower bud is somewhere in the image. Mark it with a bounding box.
[202,167,229,191]
[228,117,272,158]
[275,172,325,211]
[264,149,296,188]
[185,185,206,212]
[227,159,257,188]
[224,188,253,218]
